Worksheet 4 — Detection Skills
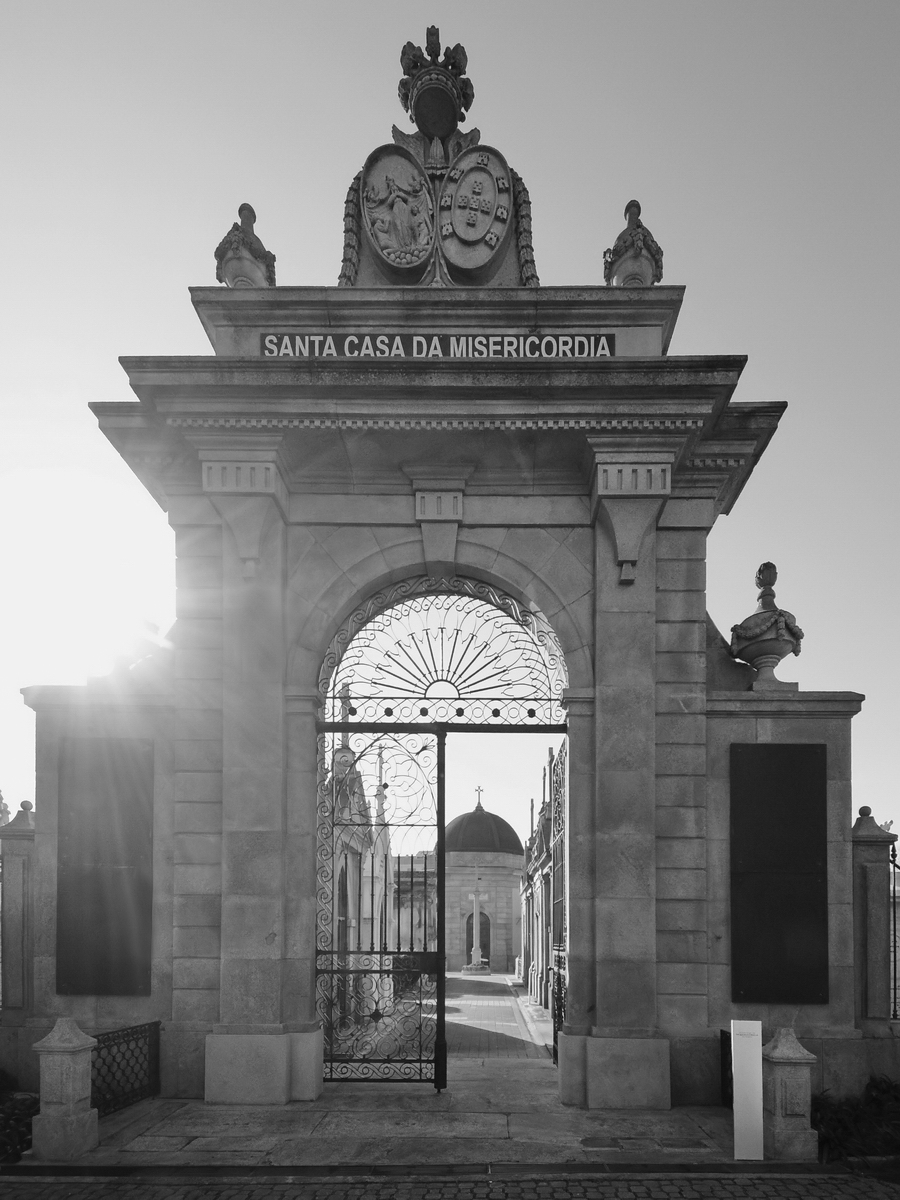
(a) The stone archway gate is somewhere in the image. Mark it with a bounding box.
[17,279,794,1110]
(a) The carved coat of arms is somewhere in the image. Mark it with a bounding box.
[361,143,514,284]
[362,147,434,272]
[437,146,513,274]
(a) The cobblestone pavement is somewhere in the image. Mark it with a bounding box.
[0,1169,898,1199]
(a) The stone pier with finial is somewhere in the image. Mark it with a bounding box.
[702,558,878,1113]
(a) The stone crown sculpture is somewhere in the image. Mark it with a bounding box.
[603,200,663,287]
[398,26,474,139]
[338,27,537,289]
[730,562,804,687]
[215,203,276,288]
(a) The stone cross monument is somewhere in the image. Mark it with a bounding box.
[464,879,490,974]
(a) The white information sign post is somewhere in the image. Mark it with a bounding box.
[731,1019,764,1160]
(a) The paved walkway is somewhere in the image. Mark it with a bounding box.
[445,974,551,1059]
[5,975,892,1196]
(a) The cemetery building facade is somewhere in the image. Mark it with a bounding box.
[445,798,523,974]
[2,27,898,1111]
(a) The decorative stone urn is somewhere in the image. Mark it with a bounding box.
[214,203,276,288]
[730,562,804,688]
[603,200,663,287]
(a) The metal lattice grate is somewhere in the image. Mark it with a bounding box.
[90,1021,160,1117]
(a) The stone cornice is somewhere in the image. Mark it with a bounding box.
[707,691,865,718]
[115,354,746,416]
[165,414,711,432]
[93,336,781,523]
[21,684,175,711]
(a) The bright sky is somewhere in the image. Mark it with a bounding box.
[2,2,898,839]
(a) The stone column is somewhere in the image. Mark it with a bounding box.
[851,806,898,1029]
[557,688,595,1106]
[761,1028,818,1161]
[655,509,714,1103]
[31,1018,98,1162]
[580,447,673,1107]
[166,497,225,1099]
[284,692,325,1101]
[464,887,489,972]
[192,445,292,1104]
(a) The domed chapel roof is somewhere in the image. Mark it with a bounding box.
[445,799,524,856]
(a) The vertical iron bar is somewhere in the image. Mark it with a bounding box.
[370,848,376,952]
[423,847,428,947]
[382,852,389,951]
[396,853,401,953]
[409,854,414,951]
[356,849,363,951]
[435,730,447,1091]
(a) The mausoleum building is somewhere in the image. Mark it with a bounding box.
[445,798,523,973]
[2,26,897,1114]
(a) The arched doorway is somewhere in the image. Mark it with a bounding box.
[315,576,567,1088]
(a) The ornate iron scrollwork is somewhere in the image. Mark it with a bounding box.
[316,729,443,1083]
[319,576,567,725]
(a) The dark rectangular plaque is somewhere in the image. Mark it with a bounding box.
[730,743,828,1004]
[57,737,154,995]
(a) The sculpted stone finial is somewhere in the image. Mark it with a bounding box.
[214,203,276,288]
[729,562,804,688]
[398,26,475,140]
[603,200,663,287]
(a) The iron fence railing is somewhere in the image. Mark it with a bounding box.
[90,1020,160,1117]
[551,949,566,1067]
[0,1019,160,1159]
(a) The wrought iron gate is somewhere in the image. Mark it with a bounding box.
[550,739,567,1063]
[316,727,446,1086]
[314,577,569,1088]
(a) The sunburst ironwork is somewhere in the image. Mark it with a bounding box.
[320,576,567,725]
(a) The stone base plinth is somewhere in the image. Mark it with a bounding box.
[764,1126,819,1161]
[205,1030,324,1104]
[462,963,491,975]
[558,1031,587,1107]
[558,1033,671,1108]
[32,1107,98,1161]
[205,1033,291,1104]
[290,1028,324,1101]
